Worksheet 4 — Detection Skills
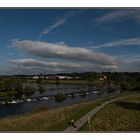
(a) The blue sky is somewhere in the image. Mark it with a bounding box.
[0,9,140,75]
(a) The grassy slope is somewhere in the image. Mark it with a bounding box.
[80,93,140,131]
[0,92,139,131]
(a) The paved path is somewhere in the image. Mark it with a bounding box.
[63,95,133,132]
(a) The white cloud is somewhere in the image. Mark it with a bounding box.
[11,40,117,66]
[8,59,82,74]
[112,54,140,72]
[9,58,83,69]
[88,38,140,49]
[39,10,82,39]
[94,9,140,24]
[9,58,118,74]
[39,18,66,39]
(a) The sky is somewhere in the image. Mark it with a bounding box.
[0,8,140,75]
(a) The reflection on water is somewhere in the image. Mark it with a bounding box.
[32,83,93,96]
[0,83,120,117]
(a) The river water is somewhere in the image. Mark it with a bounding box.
[0,83,120,117]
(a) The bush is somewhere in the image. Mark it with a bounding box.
[54,93,67,102]
[131,82,140,91]
[107,84,116,92]
[120,81,133,91]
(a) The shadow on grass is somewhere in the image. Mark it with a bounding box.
[115,101,140,111]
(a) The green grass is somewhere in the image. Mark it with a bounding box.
[0,92,138,131]
[80,93,140,132]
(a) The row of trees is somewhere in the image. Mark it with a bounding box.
[56,72,140,91]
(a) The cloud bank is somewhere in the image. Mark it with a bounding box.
[11,40,117,67]
[9,58,118,74]
[9,58,83,69]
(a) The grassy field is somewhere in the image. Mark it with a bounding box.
[80,93,140,132]
[0,92,139,131]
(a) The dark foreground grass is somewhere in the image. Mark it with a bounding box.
[0,92,138,131]
[80,93,140,132]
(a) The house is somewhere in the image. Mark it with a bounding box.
[46,75,58,80]
[33,76,39,79]
[57,76,73,79]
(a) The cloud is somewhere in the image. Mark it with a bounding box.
[11,40,117,66]
[39,10,82,39]
[39,18,66,39]
[8,58,118,74]
[88,38,140,49]
[120,57,140,65]
[8,59,83,74]
[132,60,140,68]
[112,55,140,72]
[9,58,83,69]
[94,9,140,24]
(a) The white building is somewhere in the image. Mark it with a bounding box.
[33,76,39,79]
[57,76,73,79]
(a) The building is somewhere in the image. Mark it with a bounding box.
[33,76,39,79]
[57,76,73,79]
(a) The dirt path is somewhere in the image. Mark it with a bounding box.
[63,95,134,132]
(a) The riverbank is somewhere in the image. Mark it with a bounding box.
[64,94,137,132]
[0,91,139,131]
[80,93,140,131]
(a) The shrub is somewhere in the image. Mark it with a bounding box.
[54,93,67,102]
[120,81,133,91]
[107,84,116,92]
[131,82,140,91]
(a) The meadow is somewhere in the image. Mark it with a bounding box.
[0,91,139,131]
[80,93,140,131]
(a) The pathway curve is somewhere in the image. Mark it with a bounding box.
[63,95,134,132]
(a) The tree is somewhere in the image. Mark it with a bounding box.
[120,81,133,91]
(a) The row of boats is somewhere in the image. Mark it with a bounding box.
[0,90,100,105]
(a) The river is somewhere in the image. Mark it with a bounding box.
[0,83,120,117]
